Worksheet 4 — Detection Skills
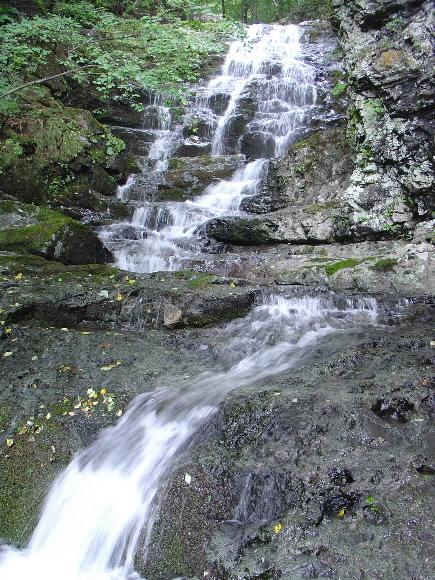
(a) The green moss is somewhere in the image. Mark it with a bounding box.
[385,16,406,32]
[362,98,384,116]
[331,82,348,98]
[324,258,363,277]
[0,436,59,545]
[0,205,75,253]
[0,138,23,173]
[292,131,323,151]
[371,258,398,272]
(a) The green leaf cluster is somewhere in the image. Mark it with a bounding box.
[0,2,242,115]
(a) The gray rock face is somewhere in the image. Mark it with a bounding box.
[242,126,353,214]
[332,0,434,235]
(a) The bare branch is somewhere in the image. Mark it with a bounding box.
[0,64,97,100]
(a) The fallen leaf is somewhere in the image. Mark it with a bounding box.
[274,523,283,534]
[3,351,13,357]
[100,388,107,395]
[31,355,38,361]
[5,327,12,334]
[337,508,346,518]
[184,473,192,485]
[14,273,23,280]
[116,409,123,417]
[128,279,136,285]
[115,293,124,302]
[45,413,51,420]
[6,438,14,447]
[101,364,115,371]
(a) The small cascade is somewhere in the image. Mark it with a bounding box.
[101,23,318,274]
[0,293,379,580]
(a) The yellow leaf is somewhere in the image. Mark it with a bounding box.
[14,272,23,280]
[6,438,14,447]
[5,327,12,334]
[274,523,283,534]
[229,282,236,288]
[128,279,136,285]
[115,293,124,302]
[337,508,346,518]
[101,364,115,371]
[116,409,123,417]
[100,388,107,395]
[45,413,51,420]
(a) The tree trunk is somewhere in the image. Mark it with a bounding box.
[222,0,225,18]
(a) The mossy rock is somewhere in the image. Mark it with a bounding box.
[0,86,122,205]
[0,200,111,265]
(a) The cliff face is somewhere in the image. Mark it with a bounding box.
[332,0,434,238]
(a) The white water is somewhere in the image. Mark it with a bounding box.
[0,294,379,580]
[101,23,316,273]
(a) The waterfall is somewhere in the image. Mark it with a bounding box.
[101,23,317,274]
[0,294,379,580]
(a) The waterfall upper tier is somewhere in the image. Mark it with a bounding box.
[100,23,319,274]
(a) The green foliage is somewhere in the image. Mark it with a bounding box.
[0,4,241,114]
[104,131,125,157]
[385,17,405,33]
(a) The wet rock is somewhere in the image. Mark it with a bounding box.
[0,258,259,331]
[205,216,282,245]
[175,138,211,157]
[240,131,276,159]
[302,561,333,578]
[207,92,231,115]
[362,503,388,526]
[159,155,245,201]
[235,470,302,524]
[328,467,354,486]
[371,397,415,422]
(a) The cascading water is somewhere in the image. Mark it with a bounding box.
[100,23,317,273]
[0,293,379,580]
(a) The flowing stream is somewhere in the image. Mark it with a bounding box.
[0,23,375,580]
[101,24,317,273]
[0,294,379,580]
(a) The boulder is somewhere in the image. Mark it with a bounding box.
[0,200,111,265]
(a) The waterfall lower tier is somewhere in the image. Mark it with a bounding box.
[100,23,317,274]
[0,294,379,580]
